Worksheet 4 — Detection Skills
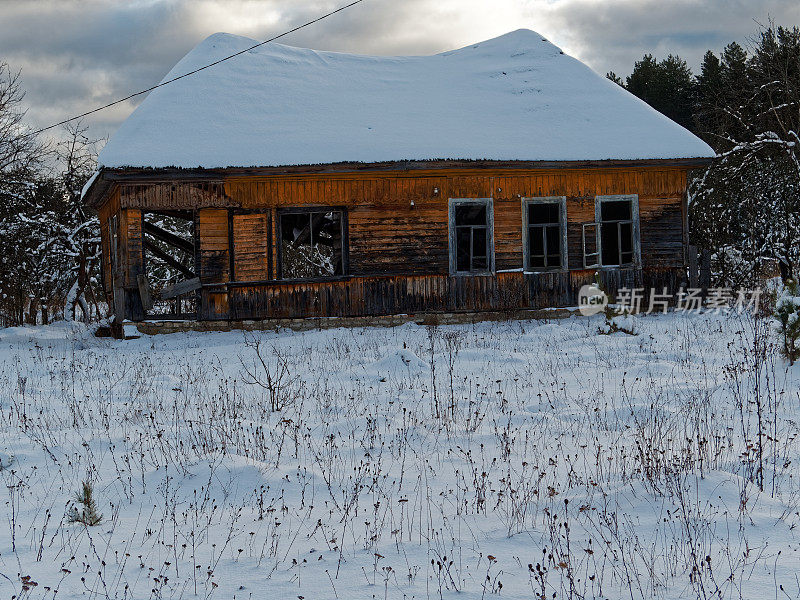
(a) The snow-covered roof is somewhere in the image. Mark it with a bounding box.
[97,29,715,169]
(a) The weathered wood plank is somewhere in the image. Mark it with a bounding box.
[137,274,153,311]
[143,221,194,254]
[159,277,202,300]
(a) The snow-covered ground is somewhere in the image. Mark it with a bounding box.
[0,312,798,599]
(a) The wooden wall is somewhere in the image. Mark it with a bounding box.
[96,166,690,320]
[97,186,120,304]
[222,168,687,277]
[227,268,681,320]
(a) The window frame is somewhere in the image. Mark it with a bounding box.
[448,198,495,276]
[522,196,568,272]
[594,194,641,268]
[276,206,349,281]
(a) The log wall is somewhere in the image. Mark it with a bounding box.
[96,166,690,320]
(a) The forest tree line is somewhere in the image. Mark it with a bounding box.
[608,23,800,287]
[0,24,798,326]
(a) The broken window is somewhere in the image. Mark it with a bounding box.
[279,209,345,279]
[525,199,565,270]
[142,211,197,318]
[598,198,635,267]
[451,200,493,274]
[582,222,601,269]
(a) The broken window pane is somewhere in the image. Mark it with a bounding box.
[456,227,472,272]
[600,222,620,266]
[142,211,197,318]
[280,210,344,279]
[529,202,559,225]
[600,200,631,222]
[599,199,635,266]
[472,227,487,270]
[455,204,487,226]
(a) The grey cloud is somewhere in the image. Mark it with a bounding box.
[0,0,798,147]
[545,0,800,76]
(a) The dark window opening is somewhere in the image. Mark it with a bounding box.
[454,203,490,273]
[142,211,197,318]
[279,210,345,279]
[599,199,635,267]
[527,202,562,270]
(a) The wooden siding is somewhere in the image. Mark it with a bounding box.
[227,268,681,320]
[232,213,270,281]
[197,208,230,319]
[97,185,120,302]
[221,168,687,279]
[94,166,691,321]
[119,182,230,210]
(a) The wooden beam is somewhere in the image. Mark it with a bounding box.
[113,285,125,322]
[146,209,194,220]
[159,277,201,300]
[97,157,716,183]
[143,221,194,254]
[84,158,712,208]
[143,239,196,279]
[137,274,154,311]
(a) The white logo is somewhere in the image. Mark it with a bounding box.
[578,284,608,316]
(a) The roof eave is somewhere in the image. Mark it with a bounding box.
[82,169,115,209]
[82,157,714,207]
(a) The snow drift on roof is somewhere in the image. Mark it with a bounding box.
[97,29,715,169]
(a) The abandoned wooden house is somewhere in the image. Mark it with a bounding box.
[82,29,715,323]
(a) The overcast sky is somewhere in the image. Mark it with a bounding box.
[2,0,799,147]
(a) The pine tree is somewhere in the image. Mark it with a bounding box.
[67,480,103,526]
[625,54,659,104]
[605,71,624,86]
[624,54,695,131]
[694,51,724,138]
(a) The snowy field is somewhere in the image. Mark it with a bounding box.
[0,312,798,599]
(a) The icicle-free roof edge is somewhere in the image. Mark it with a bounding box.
[97,29,716,169]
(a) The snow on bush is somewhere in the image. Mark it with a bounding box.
[0,314,798,599]
[775,279,800,364]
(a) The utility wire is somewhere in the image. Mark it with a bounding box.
[29,0,366,135]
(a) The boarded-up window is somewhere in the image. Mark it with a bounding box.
[232,213,269,281]
[279,209,345,279]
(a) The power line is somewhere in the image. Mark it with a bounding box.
[29,0,366,136]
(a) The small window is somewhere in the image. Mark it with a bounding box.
[524,197,566,271]
[279,209,346,279]
[449,199,493,274]
[596,195,639,267]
